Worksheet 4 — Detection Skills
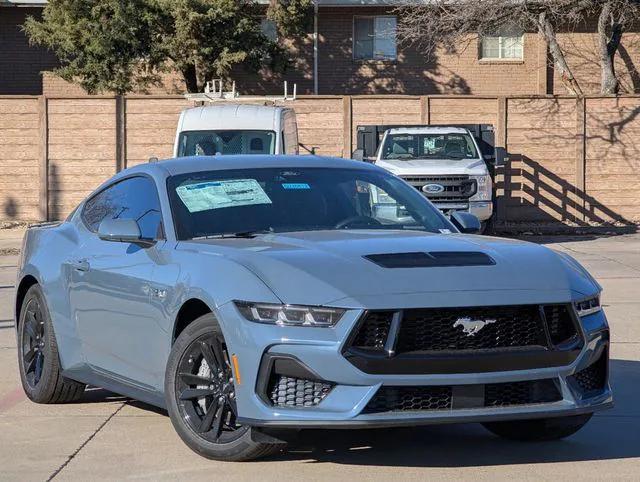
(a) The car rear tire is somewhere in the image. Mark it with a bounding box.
[482,413,593,441]
[17,284,86,404]
[165,313,283,461]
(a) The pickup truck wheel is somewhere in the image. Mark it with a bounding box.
[482,413,593,441]
[17,284,86,403]
[165,314,283,461]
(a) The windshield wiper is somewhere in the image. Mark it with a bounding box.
[192,229,273,240]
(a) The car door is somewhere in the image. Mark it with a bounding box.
[69,176,168,391]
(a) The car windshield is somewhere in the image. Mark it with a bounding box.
[167,167,455,240]
[177,130,276,156]
[381,133,479,161]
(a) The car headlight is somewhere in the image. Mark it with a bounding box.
[470,174,492,201]
[574,295,601,317]
[234,301,345,327]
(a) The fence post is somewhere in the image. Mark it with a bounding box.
[495,97,508,224]
[342,96,352,158]
[420,96,430,124]
[575,97,587,223]
[115,95,126,172]
[38,95,49,222]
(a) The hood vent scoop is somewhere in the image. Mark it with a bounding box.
[364,251,496,268]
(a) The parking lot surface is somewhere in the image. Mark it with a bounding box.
[0,232,638,481]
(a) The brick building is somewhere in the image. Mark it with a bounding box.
[1,0,639,96]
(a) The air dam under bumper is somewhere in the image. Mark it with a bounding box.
[217,303,612,429]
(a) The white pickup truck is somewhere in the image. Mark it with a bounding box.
[368,126,494,232]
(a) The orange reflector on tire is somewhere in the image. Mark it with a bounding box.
[231,354,241,385]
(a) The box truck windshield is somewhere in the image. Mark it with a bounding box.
[176,130,276,156]
[381,133,479,161]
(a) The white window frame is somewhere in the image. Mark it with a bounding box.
[353,15,397,61]
[480,34,524,60]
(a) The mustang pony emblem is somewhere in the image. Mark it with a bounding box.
[453,317,497,336]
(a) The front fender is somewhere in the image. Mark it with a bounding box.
[151,247,282,339]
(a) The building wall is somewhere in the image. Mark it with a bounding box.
[0,7,58,95]
[317,7,544,95]
[12,6,640,97]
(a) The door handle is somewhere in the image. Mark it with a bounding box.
[70,259,90,272]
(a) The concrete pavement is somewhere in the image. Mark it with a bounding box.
[0,232,638,481]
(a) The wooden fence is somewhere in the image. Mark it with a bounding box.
[0,94,639,228]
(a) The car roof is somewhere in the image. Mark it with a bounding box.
[125,155,380,178]
[178,104,286,132]
[386,126,470,135]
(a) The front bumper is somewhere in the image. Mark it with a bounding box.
[216,301,612,429]
[433,201,493,222]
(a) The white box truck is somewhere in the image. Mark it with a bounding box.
[173,104,299,157]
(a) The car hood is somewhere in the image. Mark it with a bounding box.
[179,231,599,308]
[376,158,488,176]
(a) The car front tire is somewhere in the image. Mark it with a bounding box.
[165,313,282,461]
[17,284,86,404]
[482,413,593,441]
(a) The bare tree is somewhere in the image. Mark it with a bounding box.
[596,0,640,94]
[396,0,640,97]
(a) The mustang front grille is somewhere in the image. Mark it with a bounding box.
[395,306,547,352]
[344,304,582,374]
[350,305,577,353]
[363,379,562,413]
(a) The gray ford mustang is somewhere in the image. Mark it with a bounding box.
[15,155,612,461]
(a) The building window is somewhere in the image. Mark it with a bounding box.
[354,16,397,61]
[480,33,523,60]
[261,18,278,41]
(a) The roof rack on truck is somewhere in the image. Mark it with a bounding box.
[184,80,297,104]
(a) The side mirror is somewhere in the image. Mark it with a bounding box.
[351,149,364,161]
[98,218,155,247]
[450,211,481,234]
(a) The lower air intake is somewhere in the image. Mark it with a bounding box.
[363,379,562,414]
[362,386,453,413]
[484,379,562,407]
[268,375,333,408]
[570,351,607,393]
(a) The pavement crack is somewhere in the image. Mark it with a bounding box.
[47,402,126,481]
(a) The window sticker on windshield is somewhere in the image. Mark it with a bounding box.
[282,183,310,190]
[176,179,272,213]
[439,229,452,234]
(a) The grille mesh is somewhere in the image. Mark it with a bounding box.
[268,375,333,408]
[363,380,562,414]
[570,353,607,393]
[363,386,452,413]
[351,311,393,349]
[394,306,547,353]
[484,379,562,407]
[544,305,578,345]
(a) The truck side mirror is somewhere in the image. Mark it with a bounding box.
[351,149,364,161]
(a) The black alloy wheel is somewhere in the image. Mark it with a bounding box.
[165,313,282,461]
[21,297,46,388]
[17,284,85,404]
[175,332,246,443]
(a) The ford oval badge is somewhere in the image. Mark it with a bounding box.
[422,183,445,194]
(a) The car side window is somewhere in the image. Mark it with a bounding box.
[82,176,164,240]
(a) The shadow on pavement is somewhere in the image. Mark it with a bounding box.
[77,359,639,467]
[273,358,639,466]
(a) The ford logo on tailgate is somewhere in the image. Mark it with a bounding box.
[422,183,445,194]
